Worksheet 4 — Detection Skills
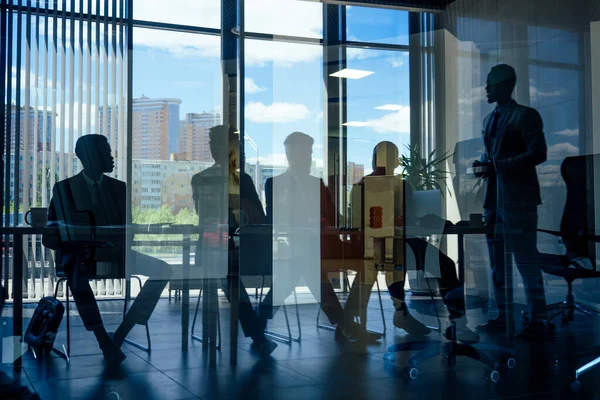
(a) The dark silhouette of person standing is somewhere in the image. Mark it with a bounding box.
[43,134,172,365]
[473,64,550,337]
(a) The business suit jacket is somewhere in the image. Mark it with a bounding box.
[265,171,343,260]
[481,101,547,211]
[43,172,127,271]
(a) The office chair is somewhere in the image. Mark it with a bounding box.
[535,155,600,391]
[384,238,515,383]
[50,211,152,362]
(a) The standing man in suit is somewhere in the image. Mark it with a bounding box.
[43,135,172,364]
[473,64,550,337]
[264,132,370,343]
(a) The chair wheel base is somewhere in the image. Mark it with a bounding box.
[405,366,418,380]
[486,369,500,383]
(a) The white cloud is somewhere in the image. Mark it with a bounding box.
[538,164,563,187]
[548,142,578,160]
[387,56,405,68]
[134,29,220,59]
[554,128,578,137]
[347,47,380,61]
[364,105,411,134]
[245,40,321,67]
[245,102,310,123]
[342,106,411,134]
[245,78,266,94]
[247,152,288,166]
[132,0,322,67]
[529,80,567,99]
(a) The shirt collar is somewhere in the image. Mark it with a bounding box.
[82,171,104,187]
[495,99,516,114]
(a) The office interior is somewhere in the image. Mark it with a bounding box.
[2,0,600,399]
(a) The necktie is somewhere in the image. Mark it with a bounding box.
[489,109,500,138]
[92,181,101,206]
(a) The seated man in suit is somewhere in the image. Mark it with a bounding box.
[264,132,372,343]
[43,134,172,365]
[191,126,277,356]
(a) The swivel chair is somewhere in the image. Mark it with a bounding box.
[384,238,515,383]
[535,155,600,391]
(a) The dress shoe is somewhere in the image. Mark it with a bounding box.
[393,303,431,336]
[475,317,508,334]
[101,341,127,365]
[250,337,278,357]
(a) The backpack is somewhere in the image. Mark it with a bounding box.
[24,296,64,350]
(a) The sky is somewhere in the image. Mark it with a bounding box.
[131,0,413,174]
[8,0,580,179]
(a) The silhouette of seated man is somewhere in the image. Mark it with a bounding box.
[264,132,371,342]
[43,134,172,365]
[191,126,277,356]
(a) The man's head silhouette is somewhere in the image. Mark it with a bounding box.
[75,134,114,179]
[208,125,239,166]
[284,132,313,176]
[486,64,516,105]
[372,141,399,175]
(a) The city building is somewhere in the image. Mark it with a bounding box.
[347,162,365,185]
[178,112,220,162]
[131,158,213,212]
[100,96,182,160]
[7,105,53,152]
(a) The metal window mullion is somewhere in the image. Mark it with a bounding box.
[76,0,83,172]
[102,0,108,152]
[109,0,116,176]
[58,0,66,180]
[50,0,57,192]
[85,0,91,136]
[13,0,23,227]
[0,0,7,288]
[94,0,99,138]
[116,0,124,181]
[67,0,75,177]
[32,1,40,209]
[41,0,49,207]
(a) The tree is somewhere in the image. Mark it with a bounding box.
[36,167,59,206]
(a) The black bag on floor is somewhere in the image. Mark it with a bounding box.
[24,296,64,350]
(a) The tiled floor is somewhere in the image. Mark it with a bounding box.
[3,288,600,400]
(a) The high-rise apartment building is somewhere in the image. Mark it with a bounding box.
[100,96,182,160]
[178,112,220,162]
[347,162,365,185]
[7,105,53,152]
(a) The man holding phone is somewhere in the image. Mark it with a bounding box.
[473,64,551,338]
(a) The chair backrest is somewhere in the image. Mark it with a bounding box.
[560,155,598,262]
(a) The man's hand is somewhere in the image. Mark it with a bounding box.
[471,160,492,178]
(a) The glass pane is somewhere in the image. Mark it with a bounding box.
[346,6,408,45]
[245,0,322,38]
[345,49,410,177]
[133,0,221,29]
[244,38,324,309]
[132,28,222,256]
[529,26,579,65]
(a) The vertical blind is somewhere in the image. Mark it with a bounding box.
[1,0,130,298]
